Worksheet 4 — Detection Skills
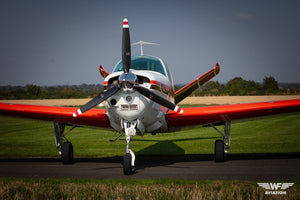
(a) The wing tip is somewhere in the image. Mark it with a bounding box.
[215,63,220,75]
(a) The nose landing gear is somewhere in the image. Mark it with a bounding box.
[123,120,137,175]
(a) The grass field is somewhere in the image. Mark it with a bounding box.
[0,112,299,158]
[0,108,300,199]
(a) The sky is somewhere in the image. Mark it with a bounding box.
[0,0,300,86]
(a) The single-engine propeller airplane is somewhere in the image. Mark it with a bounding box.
[1,18,300,175]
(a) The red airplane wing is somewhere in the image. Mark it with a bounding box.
[1,99,300,131]
[166,99,300,128]
[0,103,110,128]
[174,63,220,104]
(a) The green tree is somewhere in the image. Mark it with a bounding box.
[262,76,279,94]
[225,77,248,95]
[203,81,224,95]
[245,80,261,95]
[26,85,41,98]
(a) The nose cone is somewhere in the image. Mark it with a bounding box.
[119,72,137,88]
[106,90,148,122]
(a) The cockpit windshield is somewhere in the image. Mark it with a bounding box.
[113,55,166,76]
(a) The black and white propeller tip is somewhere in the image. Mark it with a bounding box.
[123,18,129,28]
[174,105,183,114]
[73,109,82,117]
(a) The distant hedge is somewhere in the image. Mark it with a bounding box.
[1,77,299,100]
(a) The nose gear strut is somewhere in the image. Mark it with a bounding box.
[123,120,136,175]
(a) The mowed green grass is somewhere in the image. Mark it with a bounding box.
[0,111,299,158]
[1,178,300,200]
[1,111,300,199]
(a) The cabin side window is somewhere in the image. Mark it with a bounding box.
[163,62,174,85]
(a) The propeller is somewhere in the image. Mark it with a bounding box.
[73,86,119,117]
[73,18,183,118]
[134,85,183,113]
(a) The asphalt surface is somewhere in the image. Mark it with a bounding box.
[1,154,299,180]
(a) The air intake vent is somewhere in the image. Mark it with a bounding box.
[121,104,138,110]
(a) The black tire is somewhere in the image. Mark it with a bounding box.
[214,140,224,162]
[123,153,132,175]
[61,142,73,164]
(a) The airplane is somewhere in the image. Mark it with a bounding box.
[1,18,300,175]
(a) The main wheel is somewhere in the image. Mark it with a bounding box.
[123,153,132,175]
[61,142,73,164]
[214,140,224,162]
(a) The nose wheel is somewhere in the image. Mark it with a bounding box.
[123,153,132,175]
[123,149,135,175]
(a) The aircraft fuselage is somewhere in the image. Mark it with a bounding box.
[103,56,174,134]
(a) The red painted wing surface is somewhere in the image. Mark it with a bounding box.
[1,99,300,130]
[0,103,110,128]
[174,63,220,104]
[167,99,300,128]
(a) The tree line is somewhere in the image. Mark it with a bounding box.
[192,76,300,96]
[0,84,104,100]
[0,76,299,100]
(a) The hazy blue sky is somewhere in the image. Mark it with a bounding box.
[0,0,299,86]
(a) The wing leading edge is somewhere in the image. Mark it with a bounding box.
[0,103,110,128]
[166,99,300,128]
[1,99,300,130]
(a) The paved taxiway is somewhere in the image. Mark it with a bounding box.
[1,154,299,180]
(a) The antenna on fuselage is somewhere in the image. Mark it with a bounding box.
[131,41,159,56]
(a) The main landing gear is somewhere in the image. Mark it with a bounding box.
[54,121,136,175]
[210,121,231,162]
[54,122,77,164]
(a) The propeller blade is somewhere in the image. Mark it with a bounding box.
[122,18,131,74]
[73,86,120,117]
[134,85,183,114]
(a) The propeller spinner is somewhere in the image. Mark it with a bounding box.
[73,18,183,118]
